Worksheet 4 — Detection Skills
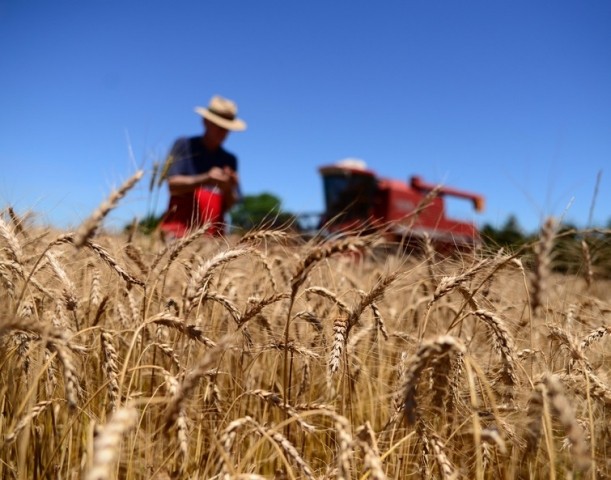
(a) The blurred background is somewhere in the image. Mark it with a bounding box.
[1,0,609,235]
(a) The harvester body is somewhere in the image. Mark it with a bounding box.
[318,159,485,251]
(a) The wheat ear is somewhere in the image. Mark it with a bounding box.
[282,238,368,397]
[530,217,557,312]
[245,389,315,432]
[580,326,610,352]
[334,413,354,480]
[355,421,386,480]
[124,243,149,275]
[348,272,398,330]
[45,251,79,313]
[580,239,594,288]
[329,316,348,377]
[237,229,288,245]
[5,316,81,410]
[247,249,279,292]
[328,273,397,378]
[255,424,315,480]
[74,170,143,247]
[547,325,593,372]
[100,330,119,413]
[238,292,290,327]
[4,400,53,443]
[149,161,159,192]
[306,286,350,315]
[146,313,216,347]
[86,405,139,480]
[425,430,456,480]
[525,375,589,470]
[0,216,23,263]
[472,309,518,388]
[84,240,144,287]
[163,335,232,431]
[7,206,29,239]
[543,374,590,470]
[184,247,250,315]
[401,335,466,425]
[290,236,368,294]
[163,371,188,470]
[431,257,489,304]
[419,257,490,338]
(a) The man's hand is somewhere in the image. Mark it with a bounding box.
[167,167,239,201]
[203,167,239,208]
[206,167,237,192]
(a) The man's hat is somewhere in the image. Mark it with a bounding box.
[195,95,247,131]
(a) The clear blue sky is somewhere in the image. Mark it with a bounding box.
[1,1,610,234]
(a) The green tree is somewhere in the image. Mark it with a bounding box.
[481,215,527,250]
[230,192,296,231]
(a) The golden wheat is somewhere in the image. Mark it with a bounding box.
[1,216,610,478]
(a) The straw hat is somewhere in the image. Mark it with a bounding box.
[194,95,247,131]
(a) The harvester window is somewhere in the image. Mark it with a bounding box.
[323,173,376,222]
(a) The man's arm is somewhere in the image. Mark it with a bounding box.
[219,167,240,209]
[167,167,237,197]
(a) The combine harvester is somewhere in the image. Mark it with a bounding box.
[315,159,485,253]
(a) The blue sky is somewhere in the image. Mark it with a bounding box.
[1,1,610,234]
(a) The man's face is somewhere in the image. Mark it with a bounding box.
[204,119,229,147]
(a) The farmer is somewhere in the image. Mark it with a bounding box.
[160,95,247,239]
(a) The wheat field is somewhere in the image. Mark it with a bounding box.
[1,204,610,479]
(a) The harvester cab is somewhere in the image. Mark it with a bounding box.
[318,159,485,252]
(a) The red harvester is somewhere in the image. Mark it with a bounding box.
[317,159,485,252]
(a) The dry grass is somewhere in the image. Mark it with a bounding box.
[1,209,611,479]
